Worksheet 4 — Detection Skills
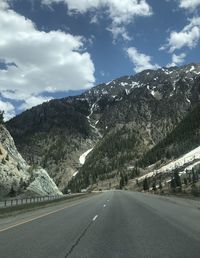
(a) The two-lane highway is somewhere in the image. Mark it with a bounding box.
[0,191,200,258]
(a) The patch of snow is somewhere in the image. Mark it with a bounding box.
[115,97,123,102]
[79,148,93,165]
[186,97,191,103]
[184,161,200,171]
[76,97,86,101]
[131,81,140,88]
[72,171,78,177]
[90,124,96,130]
[87,100,102,138]
[106,81,112,85]
[172,82,176,91]
[164,70,173,75]
[125,89,130,95]
[190,65,195,72]
[120,82,128,87]
[158,146,200,173]
[138,145,200,182]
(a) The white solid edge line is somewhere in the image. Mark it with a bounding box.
[0,198,91,233]
[92,215,98,221]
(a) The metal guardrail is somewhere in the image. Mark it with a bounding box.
[0,193,85,209]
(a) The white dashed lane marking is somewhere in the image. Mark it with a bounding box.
[92,215,98,221]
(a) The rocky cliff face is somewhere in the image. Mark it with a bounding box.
[0,124,62,198]
[6,63,200,190]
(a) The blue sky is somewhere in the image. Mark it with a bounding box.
[0,0,200,120]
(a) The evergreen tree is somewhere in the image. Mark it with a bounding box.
[119,174,125,189]
[159,181,163,190]
[9,186,16,197]
[188,172,192,183]
[192,169,197,184]
[170,177,176,192]
[183,177,188,185]
[124,174,128,185]
[174,169,181,188]
[152,181,156,192]
[143,178,149,191]
[0,110,4,124]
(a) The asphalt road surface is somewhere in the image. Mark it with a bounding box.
[0,191,200,258]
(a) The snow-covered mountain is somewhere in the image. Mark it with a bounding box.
[6,63,200,191]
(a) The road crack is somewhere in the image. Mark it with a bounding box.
[64,219,94,257]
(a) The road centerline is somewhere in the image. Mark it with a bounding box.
[92,215,98,221]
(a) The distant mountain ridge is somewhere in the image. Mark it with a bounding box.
[6,63,200,191]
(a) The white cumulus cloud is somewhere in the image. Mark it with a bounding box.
[107,26,132,42]
[127,47,159,73]
[0,99,15,121]
[42,0,153,40]
[168,53,186,67]
[179,0,200,10]
[19,96,54,111]
[0,1,95,117]
[161,17,200,52]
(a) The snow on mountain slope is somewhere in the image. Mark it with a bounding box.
[138,145,200,182]
[79,148,93,165]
